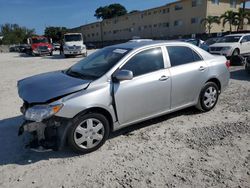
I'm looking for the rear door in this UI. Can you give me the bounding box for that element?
[166,45,209,109]
[113,47,171,125]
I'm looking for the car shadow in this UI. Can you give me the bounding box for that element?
[0,116,75,166]
[42,54,65,60]
[109,107,200,138]
[230,68,250,81]
[0,107,201,166]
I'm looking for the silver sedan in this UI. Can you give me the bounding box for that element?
[18,40,230,153]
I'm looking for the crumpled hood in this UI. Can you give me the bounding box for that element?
[18,71,91,103]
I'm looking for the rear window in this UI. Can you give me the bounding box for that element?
[166,46,202,67]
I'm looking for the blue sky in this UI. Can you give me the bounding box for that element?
[0,0,249,34]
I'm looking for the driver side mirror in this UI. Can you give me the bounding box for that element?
[113,70,133,81]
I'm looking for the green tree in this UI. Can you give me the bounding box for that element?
[201,16,220,35]
[44,27,68,42]
[130,10,140,14]
[220,10,238,33]
[0,23,35,44]
[235,8,250,31]
[94,3,127,20]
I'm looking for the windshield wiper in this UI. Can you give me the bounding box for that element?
[65,69,98,79]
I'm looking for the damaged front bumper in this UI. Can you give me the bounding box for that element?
[18,116,71,152]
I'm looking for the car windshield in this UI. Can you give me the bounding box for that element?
[66,47,131,79]
[33,38,48,43]
[217,36,241,43]
[65,35,82,42]
[204,38,219,45]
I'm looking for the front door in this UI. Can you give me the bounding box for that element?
[113,47,171,125]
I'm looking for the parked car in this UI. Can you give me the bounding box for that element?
[245,56,250,73]
[176,38,208,51]
[204,37,221,46]
[9,45,19,52]
[53,43,61,51]
[209,33,250,58]
[17,41,230,154]
[86,43,96,50]
[9,44,29,53]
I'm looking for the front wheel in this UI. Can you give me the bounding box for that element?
[68,113,110,154]
[83,51,88,57]
[196,82,219,112]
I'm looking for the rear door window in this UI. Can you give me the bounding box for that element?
[166,46,202,67]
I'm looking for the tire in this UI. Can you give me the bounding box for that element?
[68,113,110,154]
[64,55,69,58]
[196,82,219,112]
[49,51,53,56]
[246,63,250,73]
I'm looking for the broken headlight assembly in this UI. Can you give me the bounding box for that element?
[25,104,63,122]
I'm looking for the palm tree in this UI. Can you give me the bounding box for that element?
[235,8,250,31]
[200,16,220,35]
[220,10,238,33]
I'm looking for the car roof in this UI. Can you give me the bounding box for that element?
[109,40,191,50]
[226,33,249,37]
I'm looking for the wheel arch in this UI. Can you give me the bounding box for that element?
[206,78,221,92]
[74,107,114,132]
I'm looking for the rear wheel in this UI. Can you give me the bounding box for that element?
[196,82,219,112]
[68,113,110,154]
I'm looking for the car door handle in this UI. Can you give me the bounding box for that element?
[159,76,169,81]
[199,66,206,71]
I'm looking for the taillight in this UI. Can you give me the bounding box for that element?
[226,60,230,69]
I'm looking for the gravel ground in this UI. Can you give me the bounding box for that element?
[0,52,249,188]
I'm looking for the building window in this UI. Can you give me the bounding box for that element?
[230,0,236,8]
[174,20,183,26]
[175,4,183,10]
[144,25,148,29]
[212,0,219,5]
[153,24,157,27]
[192,0,202,7]
[141,14,144,19]
[154,10,157,14]
[191,17,199,24]
[163,22,170,27]
[148,12,151,15]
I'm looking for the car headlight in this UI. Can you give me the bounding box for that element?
[81,46,86,50]
[25,104,63,122]
[221,47,231,51]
